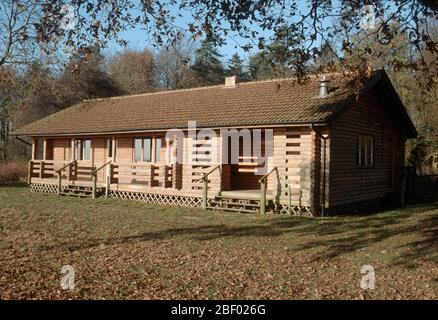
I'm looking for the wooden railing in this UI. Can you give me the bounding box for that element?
[196,165,221,209]
[29,160,75,181]
[91,161,112,198]
[55,160,77,195]
[111,162,173,188]
[29,161,173,185]
[29,160,178,197]
[258,167,279,214]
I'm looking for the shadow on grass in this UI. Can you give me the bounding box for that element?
[414,176,438,204]
[293,207,437,265]
[5,179,435,267]
[38,201,437,267]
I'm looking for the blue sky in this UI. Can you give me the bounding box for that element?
[105,24,263,61]
[104,1,314,64]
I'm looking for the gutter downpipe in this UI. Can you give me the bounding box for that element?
[13,135,32,146]
[310,124,329,218]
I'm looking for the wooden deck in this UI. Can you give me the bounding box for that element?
[31,178,105,188]
[28,153,311,214]
[221,189,274,200]
[30,177,276,201]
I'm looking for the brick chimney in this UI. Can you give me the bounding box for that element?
[225,76,237,87]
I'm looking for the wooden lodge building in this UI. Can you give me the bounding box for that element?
[14,70,417,216]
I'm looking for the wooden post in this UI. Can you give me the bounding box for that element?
[321,137,327,218]
[105,175,110,197]
[71,161,77,181]
[151,138,156,163]
[105,164,112,197]
[172,164,176,189]
[42,139,47,160]
[70,139,75,161]
[218,165,222,194]
[163,165,168,188]
[39,161,44,179]
[92,173,97,199]
[57,172,62,195]
[288,186,292,215]
[260,179,266,214]
[68,162,72,181]
[112,138,116,161]
[203,178,208,209]
[274,169,279,205]
[28,161,33,184]
[31,139,36,160]
[149,165,154,187]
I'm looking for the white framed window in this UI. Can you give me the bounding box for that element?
[134,137,152,162]
[76,139,91,160]
[356,135,374,167]
[134,137,163,163]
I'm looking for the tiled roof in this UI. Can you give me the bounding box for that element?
[15,73,367,136]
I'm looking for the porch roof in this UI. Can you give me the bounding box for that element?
[14,70,415,137]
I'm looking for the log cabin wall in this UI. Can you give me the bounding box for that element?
[52,139,70,161]
[43,128,318,205]
[112,134,170,188]
[92,138,106,182]
[45,133,220,196]
[272,127,315,207]
[329,87,407,208]
[116,137,133,164]
[182,129,221,196]
[309,127,330,215]
[45,139,54,160]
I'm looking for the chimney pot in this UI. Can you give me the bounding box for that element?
[225,76,237,87]
[319,75,331,98]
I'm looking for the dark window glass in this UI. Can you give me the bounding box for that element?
[357,135,373,167]
[107,139,113,157]
[77,140,83,160]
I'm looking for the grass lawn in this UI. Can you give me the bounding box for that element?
[0,184,437,299]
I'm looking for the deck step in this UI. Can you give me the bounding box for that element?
[215,195,262,201]
[58,185,103,198]
[206,206,259,214]
[59,192,92,198]
[62,187,93,192]
[209,200,260,208]
[206,195,262,214]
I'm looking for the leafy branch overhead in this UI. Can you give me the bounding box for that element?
[0,0,437,167]
[26,0,438,86]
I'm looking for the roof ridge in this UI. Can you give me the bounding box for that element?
[82,72,345,103]
[83,83,226,102]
